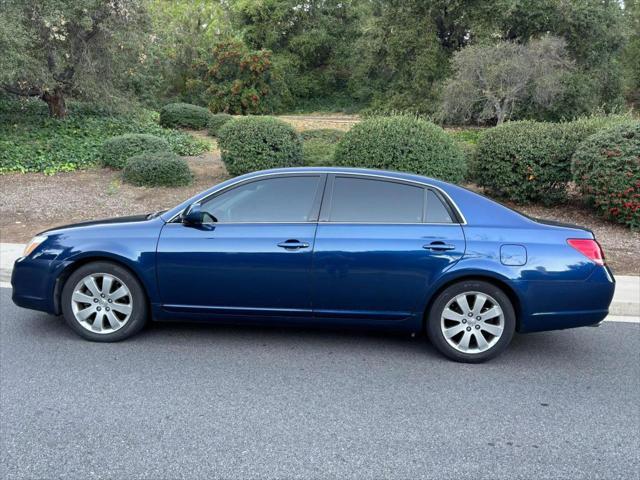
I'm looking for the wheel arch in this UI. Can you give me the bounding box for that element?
[422,273,523,332]
[53,255,151,316]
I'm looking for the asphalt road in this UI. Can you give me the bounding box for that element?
[1,288,639,480]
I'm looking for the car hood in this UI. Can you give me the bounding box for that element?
[40,214,152,235]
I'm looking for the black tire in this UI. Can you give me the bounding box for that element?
[426,280,516,363]
[61,261,148,342]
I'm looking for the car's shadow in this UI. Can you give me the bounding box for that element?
[19,310,603,365]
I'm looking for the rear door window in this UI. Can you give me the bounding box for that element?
[328,177,424,223]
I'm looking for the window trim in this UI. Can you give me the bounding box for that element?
[319,174,463,225]
[170,171,466,225]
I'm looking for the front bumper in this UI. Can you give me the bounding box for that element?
[11,256,60,314]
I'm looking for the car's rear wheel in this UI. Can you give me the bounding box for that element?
[426,280,515,363]
[61,261,148,342]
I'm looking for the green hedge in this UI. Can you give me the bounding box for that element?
[333,116,466,183]
[100,134,169,169]
[122,151,193,187]
[572,122,640,229]
[207,113,233,137]
[159,103,212,129]
[471,115,633,204]
[472,121,571,204]
[218,116,303,176]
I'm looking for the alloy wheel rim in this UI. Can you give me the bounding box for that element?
[440,291,504,354]
[71,273,133,334]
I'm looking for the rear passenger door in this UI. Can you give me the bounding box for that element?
[312,175,465,321]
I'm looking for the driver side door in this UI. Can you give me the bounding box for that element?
[156,174,326,318]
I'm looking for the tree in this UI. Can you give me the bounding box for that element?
[622,0,640,107]
[184,40,274,114]
[227,0,361,104]
[441,36,573,125]
[0,0,148,118]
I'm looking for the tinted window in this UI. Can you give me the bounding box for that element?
[201,176,321,223]
[426,190,454,223]
[329,177,424,223]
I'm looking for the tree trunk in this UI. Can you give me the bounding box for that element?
[42,87,67,119]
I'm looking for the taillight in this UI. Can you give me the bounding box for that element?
[567,239,605,265]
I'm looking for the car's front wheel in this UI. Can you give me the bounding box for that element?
[61,261,148,342]
[426,280,516,363]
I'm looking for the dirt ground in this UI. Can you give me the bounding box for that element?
[278,114,359,131]
[0,150,229,243]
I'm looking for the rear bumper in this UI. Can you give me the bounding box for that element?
[517,266,615,333]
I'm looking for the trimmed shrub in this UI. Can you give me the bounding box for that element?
[207,113,233,137]
[332,116,466,183]
[100,134,169,169]
[122,151,193,187]
[159,103,212,129]
[217,116,303,176]
[472,115,632,204]
[572,122,640,229]
[473,121,572,204]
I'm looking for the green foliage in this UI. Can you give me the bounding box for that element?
[473,121,578,204]
[1,0,149,117]
[100,134,169,169]
[572,122,640,229]
[622,0,640,107]
[301,129,345,166]
[229,0,360,109]
[471,116,632,204]
[441,36,573,125]
[0,99,207,174]
[184,40,274,115]
[448,128,484,145]
[217,116,303,176]
[159,103,212,129]
[207,113,233,137]
[123,151,193,187]
[333,116,466,183]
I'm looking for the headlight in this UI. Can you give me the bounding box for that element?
[22,235,48,257]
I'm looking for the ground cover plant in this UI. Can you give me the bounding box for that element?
[301,129,345,166]
[0,99,208,174]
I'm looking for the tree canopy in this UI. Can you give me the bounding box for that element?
[1,0,148,117]
[1,0,637,121]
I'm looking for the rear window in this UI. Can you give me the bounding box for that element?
[426,190,454,223]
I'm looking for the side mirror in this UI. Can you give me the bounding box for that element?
[182,203,204,225]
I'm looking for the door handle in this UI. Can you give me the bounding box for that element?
[423,241,456,251]
[277,240,310,250]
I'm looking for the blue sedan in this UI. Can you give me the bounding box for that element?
[11,167,615,362]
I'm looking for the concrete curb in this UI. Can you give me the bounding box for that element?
[2,243,639,317]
